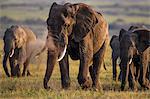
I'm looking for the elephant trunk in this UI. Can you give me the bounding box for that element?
[3,52,10,77]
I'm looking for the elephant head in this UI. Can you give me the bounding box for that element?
[3,25,27,77]
[46,2,98,61]
[119,27,150,90]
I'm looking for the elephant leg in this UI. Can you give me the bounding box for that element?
[43,51,57,90]
[89,65,94,81]
[112,52,118,81]
[22,58,30,76]
[92,41,107,91]
[27,69,31,76]
[9,56,16,77]
[121,63,130,91]
[77,41,92,89]
[141,53,150,89]
[118,65,122,81]
[129,63,137,91]
[59,51,70,89]
[14,64,21,77]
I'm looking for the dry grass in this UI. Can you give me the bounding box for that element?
[0,40,150,99]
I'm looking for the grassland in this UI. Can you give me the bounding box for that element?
[0,0,150,98]
[0,40,150,99]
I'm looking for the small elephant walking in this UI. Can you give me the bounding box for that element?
[110,35,121,81]
[3,25,44,77]
[43,2,109,91]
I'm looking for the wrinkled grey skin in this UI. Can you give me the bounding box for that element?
[110,35,121,81]
[119,27,150,91]
[44,2,109,91]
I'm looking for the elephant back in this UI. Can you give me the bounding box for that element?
[21,26,36,42]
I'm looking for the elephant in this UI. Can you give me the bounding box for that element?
[119,26,150,91]
[110,25,147,81]
[43,2,109,91]
[3,25,44,77]
[110,35,121,81]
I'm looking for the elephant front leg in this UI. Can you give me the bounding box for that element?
[59,51,70,89]
[77,42,92,89]
[9,56,15,77]
[112,53,118,81]
[44,51,57,90]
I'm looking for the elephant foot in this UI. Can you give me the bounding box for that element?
[43,77,51,90]
[27,71,32,76]
[92,82,103,92]
[141,79,150,90]
[121,83,125,91]
[78,76,92,89]
[113,77,116,81]
[62,80,70,89]
[22,73,25,77]
[81,80,92,89]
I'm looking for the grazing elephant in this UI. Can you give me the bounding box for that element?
[110,35,121,81]
[44,2,109,90]
[3,25,43,77]
[119,27,150,91]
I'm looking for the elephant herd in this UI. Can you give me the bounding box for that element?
[2,2,150,92]
[110,26,150,91]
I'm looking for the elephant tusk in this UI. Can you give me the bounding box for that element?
[57,45,67,62]
[129,58,132,65]
[10,49,14,57]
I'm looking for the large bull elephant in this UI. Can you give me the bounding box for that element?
[43,2,109,91]
[3,25,44,77]
[119,27,150,91]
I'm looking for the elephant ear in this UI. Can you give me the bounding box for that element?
[119,28,127,41]
[133,29,150,52]
[110,35,118,48]
[13,26,27,48]
[72,4,98,42]
[47,2,57,26]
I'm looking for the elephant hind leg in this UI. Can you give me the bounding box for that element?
[22,58,30,76]
[92,40,107,91]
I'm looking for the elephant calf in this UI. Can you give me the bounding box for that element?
[3,25,45,77]
[110,35,121,81]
